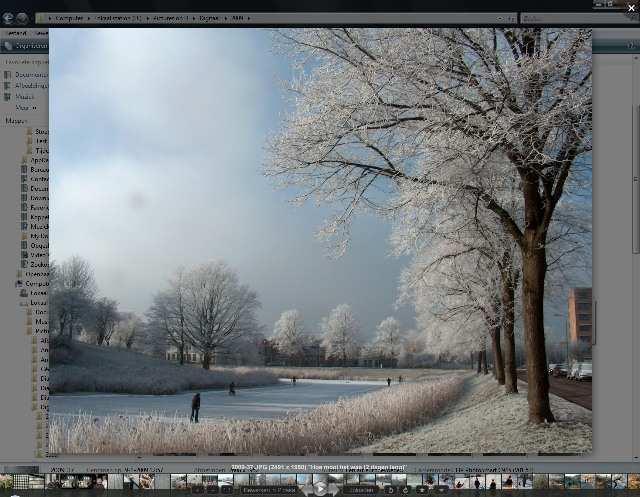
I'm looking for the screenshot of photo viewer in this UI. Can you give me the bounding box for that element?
[1,2,640,495]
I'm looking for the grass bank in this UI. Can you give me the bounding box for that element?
[50,342,279,395]
[49,375,465,455]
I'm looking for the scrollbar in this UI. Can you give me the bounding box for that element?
[634,105,640,253]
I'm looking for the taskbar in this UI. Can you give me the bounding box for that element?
[1,473,640,495]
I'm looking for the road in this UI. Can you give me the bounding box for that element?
[517,371,592,410]
[49,379,387,421]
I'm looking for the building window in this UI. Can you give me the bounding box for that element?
[579,324,592,333]
[577,302,591,311]
[576,289,591,299]
[577,313,591,321]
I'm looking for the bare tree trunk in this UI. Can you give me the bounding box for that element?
[202,350,212,370]
[501,272,518,394]
[490,327,505,385]
[476,351,482,374]
[522,241,555,423]
[482,347,488,375]
[179,343,185,365]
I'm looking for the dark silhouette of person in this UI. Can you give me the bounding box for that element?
[191,393,201,423]
[505,476,513,488]
[489,480,496,490]
[456,482,463,489]
[398,375,403,383]
[387,377,392,386]
[229,382,236,395]
[292,376,297,386]
[474,479,481,490]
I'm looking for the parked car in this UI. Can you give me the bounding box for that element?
[568,362,581,380]
[552,363,569,377]
[548,363,557,374]
[576,362,592,381]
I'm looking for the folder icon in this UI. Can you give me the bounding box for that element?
[27,127,32,135]
[27,307,32,315]
[26,317,32,326]
[26,136,32,145]
[26,326,32,335]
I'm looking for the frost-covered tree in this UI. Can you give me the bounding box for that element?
[182,261,261,369]
[272,309,306,361]
[87,297,120,346]
[147,268,189,364]
[266,28,591,422]
[402,238,502,379]
[393,192,522,392]
[49,256,96,342]
[373,317,403,366]
[320,304,361,366]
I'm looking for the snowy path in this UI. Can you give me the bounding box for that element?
[49,379,387,421]
[353,374,592,454]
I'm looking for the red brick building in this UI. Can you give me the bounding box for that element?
[567,287,593,352]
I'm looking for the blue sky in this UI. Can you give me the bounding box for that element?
[49,28,413,339]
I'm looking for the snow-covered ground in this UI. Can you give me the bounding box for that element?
[49,379,386,421]
[353,374,592,454]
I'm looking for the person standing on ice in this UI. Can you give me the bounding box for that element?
[386,377,391,386]
[190,393,201,423]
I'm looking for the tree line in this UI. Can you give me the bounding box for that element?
[49,257,264,365]
[271,307,411,367]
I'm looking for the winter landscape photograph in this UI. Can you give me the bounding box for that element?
[48,27,593,455]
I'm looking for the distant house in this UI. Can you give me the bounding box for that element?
[358,344,398,368]
[166,344,203,364]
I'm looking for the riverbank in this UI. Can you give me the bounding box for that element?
[50,342,279,395]
[49,375,465,455]
[264,366,463,382]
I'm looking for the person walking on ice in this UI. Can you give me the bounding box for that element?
[190,393,200,423]
[387,377,391,386]
[229,382,236,396]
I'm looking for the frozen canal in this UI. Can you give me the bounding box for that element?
[49,379,387,421]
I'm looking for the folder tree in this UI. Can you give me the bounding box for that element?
[266,27,591,423]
